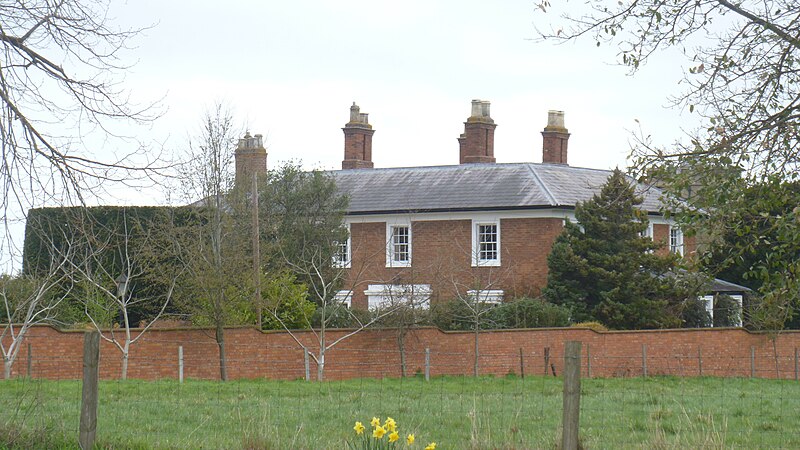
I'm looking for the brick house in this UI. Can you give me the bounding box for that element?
[236,100,698,311]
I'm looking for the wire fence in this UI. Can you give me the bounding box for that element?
[2,332,800,448]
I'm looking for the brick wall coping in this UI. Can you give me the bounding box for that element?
[8,323,800,336]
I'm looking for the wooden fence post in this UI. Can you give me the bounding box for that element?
[544,347,551,376]
[642,344,647,377]
[425,348,430,382]
[79,331,100,450]
[178,346,184,383]
[304,349,310,382]
[26,343,32,378]
[561,341,582,450]
[586,345,591,378]
[698,347,703,377]
[519,348,525,380]
[795,348,798,382]
[750,346,756,378]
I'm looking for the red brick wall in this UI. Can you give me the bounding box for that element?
[6,325,800,381]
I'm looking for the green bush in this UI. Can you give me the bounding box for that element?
[429,297,570,331]
[429,299,501,331]
[713,294,741,327]
[493,297,571,329]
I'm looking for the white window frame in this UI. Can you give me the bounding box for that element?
[669,225,684,256]
[386,220,412,268]
[363,284,431,310]
[334,290,353,308]
[333,224,351,268]
[640,221,654,239]
[467,289,504,305]
[472,219,501,267]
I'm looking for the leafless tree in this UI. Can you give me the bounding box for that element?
[536,0,800,178]
[0,0,165,230]
[0,247,74,379]
[377,282,431,377]
[69,213,176,380]
[272,242,403,381]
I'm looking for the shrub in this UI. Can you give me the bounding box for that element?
[680,297,712,328]
[429,299,501,331]
[713,294,741,327]
[492,297,571,328]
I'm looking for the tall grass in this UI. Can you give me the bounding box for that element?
[0,375,798,448]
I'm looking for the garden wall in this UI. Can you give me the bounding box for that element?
[5,325,800,381]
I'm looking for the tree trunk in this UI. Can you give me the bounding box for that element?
[121,352,128,381]
[216,324,227,381]
[317,351,325,381]
[398,331,407,377]
[473,321,480,377]
[3,357,11,380]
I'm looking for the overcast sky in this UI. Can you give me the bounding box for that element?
[109,0,697,196]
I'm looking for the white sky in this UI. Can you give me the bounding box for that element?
[111,0,697,192]
[2,0,703,270]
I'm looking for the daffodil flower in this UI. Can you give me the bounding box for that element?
[373,425,387,439]
[388,431,400,442]
[424,442,436,450]
[406,434,415,445]
[353,421,365,435]
[385,417,397,432]
[371,417,381,428]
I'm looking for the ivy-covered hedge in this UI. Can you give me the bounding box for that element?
[23,205,204,325]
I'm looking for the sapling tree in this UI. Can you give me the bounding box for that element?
[0,256,73,379]
[69,212,177,380]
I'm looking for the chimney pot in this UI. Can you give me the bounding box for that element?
[460,99,497,164]
[235,130,268,188]
[541,110,570,165]
[342,102,375,169]
[547,110,566,129]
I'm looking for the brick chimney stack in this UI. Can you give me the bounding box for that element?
[235,131,267,187]
[342,102,375,170]
[459,99,496,164]
[541,110,570,165]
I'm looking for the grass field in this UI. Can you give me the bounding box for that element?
[1,375,799,449]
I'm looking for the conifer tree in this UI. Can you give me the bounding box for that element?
[543,169,687,329]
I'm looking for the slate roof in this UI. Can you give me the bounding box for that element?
[709,278,751,294]
[330,163,667,215]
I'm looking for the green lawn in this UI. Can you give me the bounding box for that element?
[0,375,799,449]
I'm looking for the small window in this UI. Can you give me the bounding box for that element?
[386,223,412,267]
[472,220,501,267]
[640,222,653,239]
[669,226,684,256]
[333,225,351,268]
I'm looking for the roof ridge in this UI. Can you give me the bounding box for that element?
[525,164,558,206]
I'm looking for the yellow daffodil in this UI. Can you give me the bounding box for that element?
[424,443,436,450]
[353,421,365,435]
[371,417,381,428]
[373,425,387,439]
[384,417,397,432]
[406,434,415,445]
[388,431,400,442]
